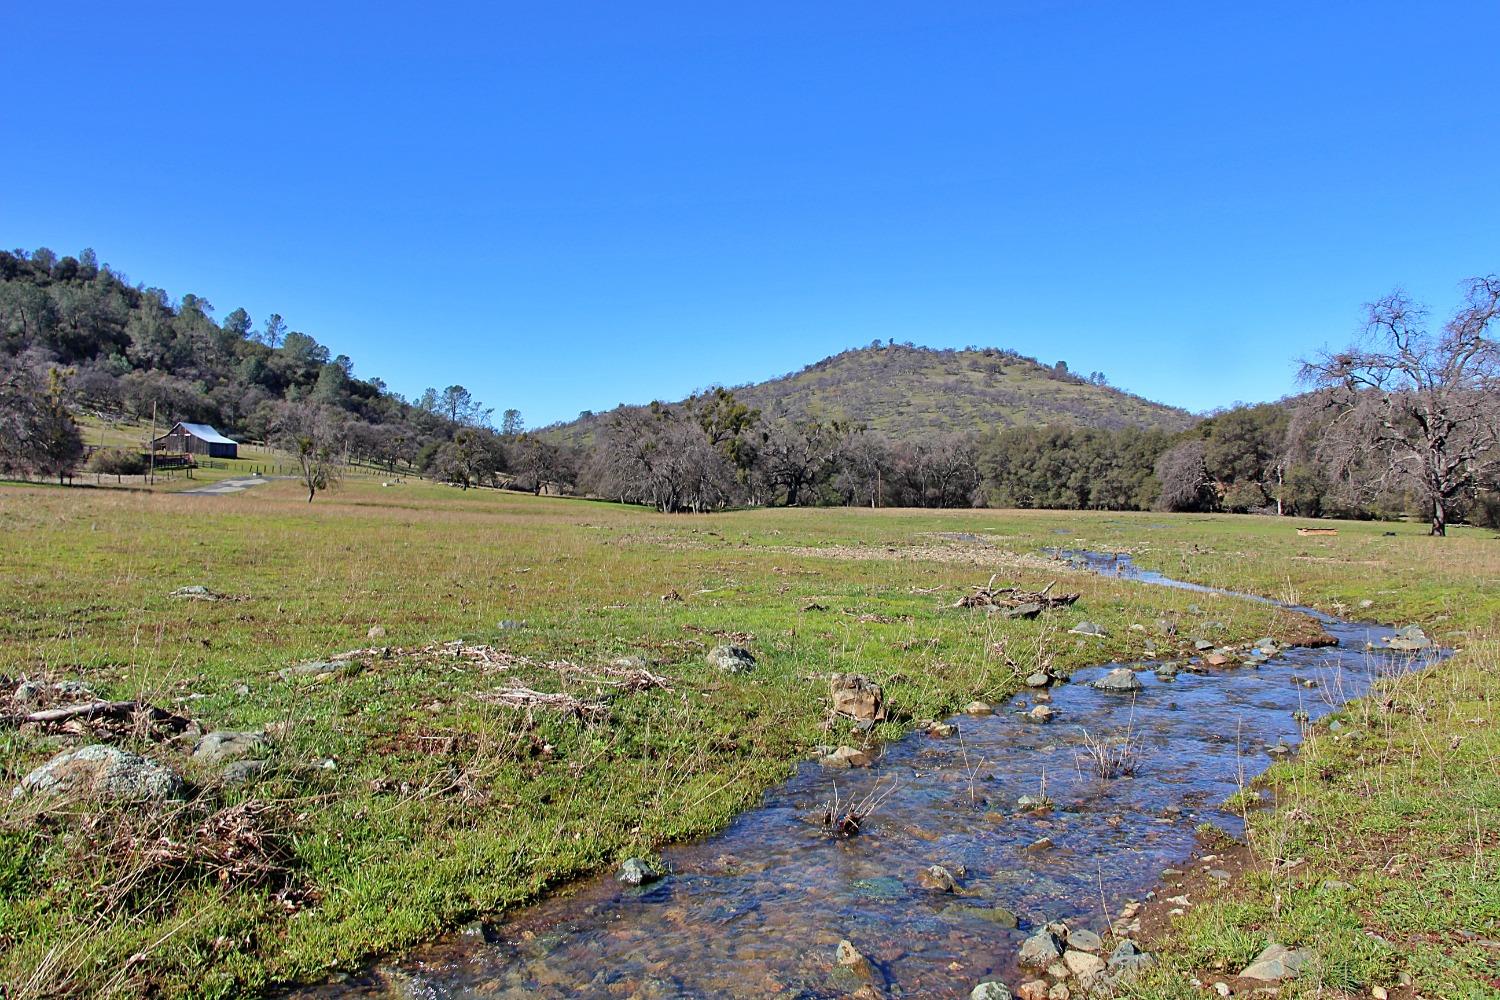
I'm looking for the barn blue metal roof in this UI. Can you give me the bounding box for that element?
[175,422,238,445]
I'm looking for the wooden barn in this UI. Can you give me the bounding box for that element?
[151,422,239,459]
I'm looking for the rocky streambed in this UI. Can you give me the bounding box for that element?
[288,554,1440,1000]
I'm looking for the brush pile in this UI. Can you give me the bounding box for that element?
[953,576,1080,617]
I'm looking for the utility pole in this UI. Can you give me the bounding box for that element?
[147,401,157,485]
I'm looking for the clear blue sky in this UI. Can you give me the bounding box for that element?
[5,2,1497,426]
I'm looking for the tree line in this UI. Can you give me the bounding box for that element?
[1,246,1495,532]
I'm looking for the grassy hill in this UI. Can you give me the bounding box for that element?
[547,344,1195,443]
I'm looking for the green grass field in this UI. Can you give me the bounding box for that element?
[1,479,1495,998]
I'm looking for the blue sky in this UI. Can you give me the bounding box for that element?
[5,2,1497,426]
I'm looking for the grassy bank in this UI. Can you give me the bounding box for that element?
[0,481,1494,998]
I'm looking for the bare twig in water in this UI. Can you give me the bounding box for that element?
[820,777,901,838]
[1075,719,1141,780]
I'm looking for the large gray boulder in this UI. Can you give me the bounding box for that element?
[1092,667,1143,693]
[12,745,184,803]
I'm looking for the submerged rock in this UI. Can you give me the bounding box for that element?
[707,645,756,673]
[918,864,958,892]
[944,903,1019,928]
[13,745,184,803]
[1027,704,1056,723]
[834,939,876,984]
[1091,668,1143,693]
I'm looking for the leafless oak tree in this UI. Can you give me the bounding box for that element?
[1301,275,1500,535]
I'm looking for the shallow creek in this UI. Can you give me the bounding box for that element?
[294,553,1437,1000]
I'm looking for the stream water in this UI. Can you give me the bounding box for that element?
[293,553,1438,1000]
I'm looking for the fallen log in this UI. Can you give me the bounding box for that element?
[9,699,193,730]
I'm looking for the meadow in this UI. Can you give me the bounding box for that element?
[0,477,1495,998]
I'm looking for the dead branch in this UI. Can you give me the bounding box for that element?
[473,686,609,722]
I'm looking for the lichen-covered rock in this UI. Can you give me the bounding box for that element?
[12,745,184,803]
[707,645,756,673]
[971,983,1013,1000]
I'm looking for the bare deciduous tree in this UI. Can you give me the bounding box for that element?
[1301,275,1500,535]
[275,402,345,502]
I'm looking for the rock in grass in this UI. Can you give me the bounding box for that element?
[13,745,184,803]
[278,660,357,682]
[367,625,387,640]
[1239,943,1311,981]
[616,857,661,886]
[170,585,219,600]
[221,759,268,785]
[192,730,268,764]
[1069,621,1107,637]
[1004,602,1043,620]
[830,673,886,722]
[707,645,756,673]
[1091,668,1143,693]
[971,982,1013,1000]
